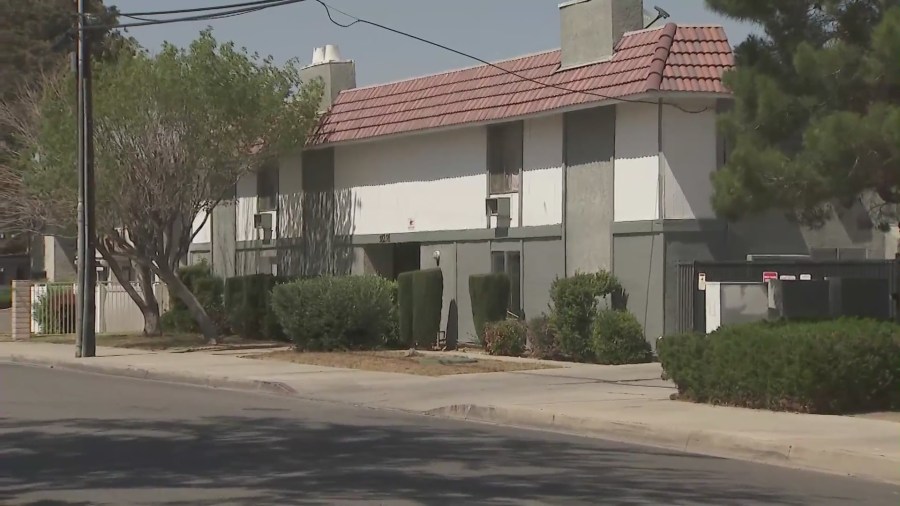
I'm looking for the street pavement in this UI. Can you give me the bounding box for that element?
[1,363,899,505]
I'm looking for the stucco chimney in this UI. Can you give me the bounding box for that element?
[300,45,356,112]
[559,0,645,69]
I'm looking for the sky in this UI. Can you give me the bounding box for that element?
[109,0,759,86]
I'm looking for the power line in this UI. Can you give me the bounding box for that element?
[314,0,709,114]
[93,0,306,30]
[119,0,292,17]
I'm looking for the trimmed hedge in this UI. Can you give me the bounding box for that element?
[161,262,226,333]
[0,286,10,310]
[591,310,652,365]
[272,275,395,351]
[469,273,510,344]
[658,319,900,414]
[411,269,443,348]
[484,320,527,357]
[397,272,415,348]
[549,271,622,362]
[225,274,293,341]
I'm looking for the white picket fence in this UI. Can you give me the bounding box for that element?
[30,282,170,335]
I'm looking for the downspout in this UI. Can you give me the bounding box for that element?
[561,115,568,277]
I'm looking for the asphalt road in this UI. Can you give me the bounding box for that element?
[1,363,898,506]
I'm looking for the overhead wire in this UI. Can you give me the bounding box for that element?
[104,0,306,29]
[313,0,708,114]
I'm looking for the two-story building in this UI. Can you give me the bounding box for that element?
[189,0,899,346]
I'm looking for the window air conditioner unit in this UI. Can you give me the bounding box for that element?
[486,197,512,229]
[254,212,273,230]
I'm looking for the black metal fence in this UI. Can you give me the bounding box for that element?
[674,260,898,334]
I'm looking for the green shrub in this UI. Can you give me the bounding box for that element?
[527,315,560,360]
[162,262,226,333]
[469,273,510,344]
[412,269,443,348]
[397,272,415,348]
[591,310,653,365]
[549,271,622,362]
[272,275,395,351]
[0,286,11,310]
[484,320,527,357]
[658,319,900,414]
[382,279,404,350]
[224,274,293,341]
[32,285,77,334]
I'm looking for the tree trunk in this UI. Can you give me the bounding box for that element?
[157,266,220,344]
[98,244,162,336]
[137,264,161,336]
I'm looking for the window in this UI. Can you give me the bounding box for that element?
[488,121,523,194]
[491,250,522,317]
[257,162,279,212]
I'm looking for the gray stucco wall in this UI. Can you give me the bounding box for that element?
[565,106,616,275]
[421,243,458,347]
[613,232,665,343]
[456,241,491,344]
[523,238,565,320]
[211,202,237,279]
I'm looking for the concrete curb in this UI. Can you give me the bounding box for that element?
[2,354,297,397]
[425,404,900,486]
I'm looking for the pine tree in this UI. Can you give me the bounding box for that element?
[708,0,900,227]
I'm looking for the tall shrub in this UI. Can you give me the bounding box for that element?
[469,273,510,344]
[549,271,622,362]
[161,262,225,333]
[412,269,443,348]
[272,275,395,351]
[397,272,415,348]
[224,274,291,341]
[658,320,900,414]
[591,310,652,365]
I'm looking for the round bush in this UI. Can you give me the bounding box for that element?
[484,320,527,357]
[527,315,560,360]
[591,310,652,365]
[272,275,395,351]
[658,319,900,414]
[549,271,622,362]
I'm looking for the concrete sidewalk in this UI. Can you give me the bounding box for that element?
[2,341,898,485]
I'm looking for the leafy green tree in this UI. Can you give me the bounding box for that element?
[1,31,323,341]
[708,0,900,227]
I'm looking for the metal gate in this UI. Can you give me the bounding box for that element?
[674,260,898,334]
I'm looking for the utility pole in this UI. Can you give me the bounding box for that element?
[75,0,96,358]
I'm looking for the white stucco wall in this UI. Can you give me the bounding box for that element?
[334,127,489,236]
[522,114,563,227]
[191,211,211,244]
[235,173,279,242]
[614,103,660,222]
[661,100,718,220]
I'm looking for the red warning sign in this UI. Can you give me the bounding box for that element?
[762,271,778,282]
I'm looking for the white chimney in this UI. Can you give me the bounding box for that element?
[311,46,326,66]
[559,0,645,69]
[323,44,343,63]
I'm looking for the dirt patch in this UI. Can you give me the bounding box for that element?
[24,333,277,351]
[249,350,557,376]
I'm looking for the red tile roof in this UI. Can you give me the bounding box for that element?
[310,23,733,146]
